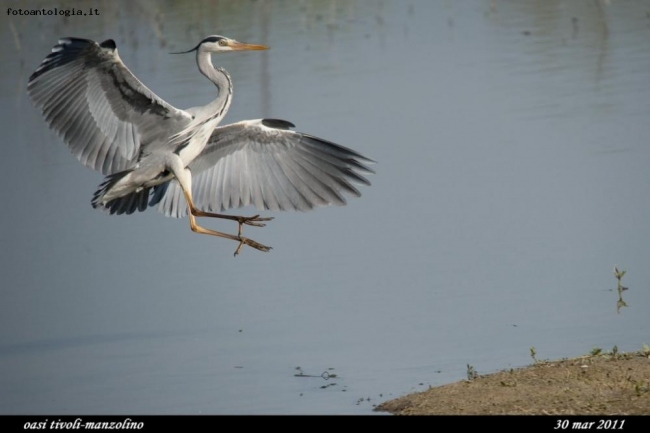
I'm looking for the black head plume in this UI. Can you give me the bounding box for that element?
[169,36,224,54]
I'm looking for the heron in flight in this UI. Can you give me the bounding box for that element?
[27,35,374,255]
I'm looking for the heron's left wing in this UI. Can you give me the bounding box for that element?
[151,119,374,217]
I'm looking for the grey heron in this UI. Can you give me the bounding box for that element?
[27,36,374,255]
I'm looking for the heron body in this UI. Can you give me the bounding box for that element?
[27,36,374,255]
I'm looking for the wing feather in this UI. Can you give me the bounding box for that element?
[28,37,192,175]
[272,149,327,206]
[155,119,374,217]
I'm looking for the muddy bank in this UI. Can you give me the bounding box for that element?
[376,350,650,415]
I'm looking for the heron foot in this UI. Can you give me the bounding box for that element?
[234,236,272,257]
[233,215,273,255]
[238,214,274,228]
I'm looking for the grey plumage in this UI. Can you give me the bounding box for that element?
[28,38,192,176]
[152,119,374,217]
[27,36,374,254]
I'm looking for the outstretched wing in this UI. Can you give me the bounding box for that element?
[151,119,375,217]
[27,37,192,175]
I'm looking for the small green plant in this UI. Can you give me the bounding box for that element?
[590,347,603,356]
[530,346,539,363]
[614,266,628,313]
[633,380,649,397]
[466,364,479,380]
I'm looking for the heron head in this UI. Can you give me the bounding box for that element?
[170,35,269,54]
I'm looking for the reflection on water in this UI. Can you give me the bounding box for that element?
[1,0,649,414]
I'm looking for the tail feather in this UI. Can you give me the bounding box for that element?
[92,171,151,215]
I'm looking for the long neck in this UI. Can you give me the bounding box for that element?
[196,50,232,122]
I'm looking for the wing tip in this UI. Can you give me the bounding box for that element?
[28,37,98,85]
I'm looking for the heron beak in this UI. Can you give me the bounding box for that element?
[228,41,269,51]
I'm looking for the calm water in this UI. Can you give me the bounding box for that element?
[1,0,649,414]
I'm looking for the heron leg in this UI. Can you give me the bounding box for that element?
[191,209,273,228]
[170,162,271,255]
[188,213,271,256]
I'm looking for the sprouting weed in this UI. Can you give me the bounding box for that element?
[614,266,629,313]
[466,364,479,380]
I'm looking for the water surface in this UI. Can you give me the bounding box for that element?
[0,0,648,414]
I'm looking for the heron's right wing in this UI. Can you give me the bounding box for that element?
[27,37,192,175]
[151,119,375,217]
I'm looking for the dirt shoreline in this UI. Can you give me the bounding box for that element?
[375,349,650,415]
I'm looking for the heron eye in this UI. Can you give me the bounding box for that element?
[218,39,228,46]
